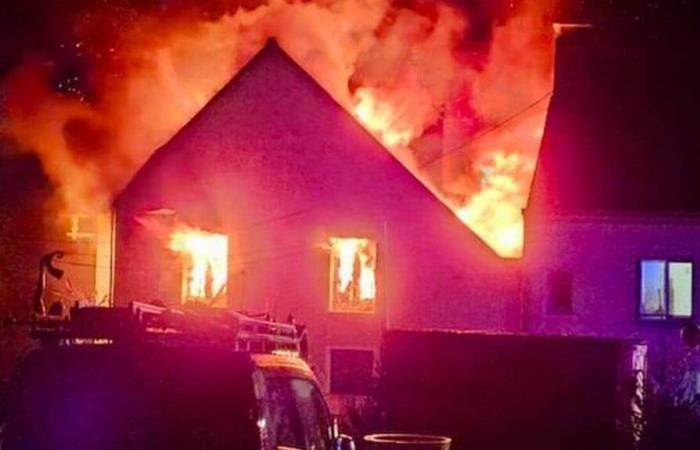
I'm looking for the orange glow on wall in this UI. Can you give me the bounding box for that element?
[168,226,228,306]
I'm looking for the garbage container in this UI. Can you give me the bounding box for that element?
[363,434,451,450]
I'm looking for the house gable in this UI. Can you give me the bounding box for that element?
[114,39,519,334]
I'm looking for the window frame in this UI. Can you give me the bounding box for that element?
[327,237,378,315]
[637,258,694,321]
[175,232,229,307]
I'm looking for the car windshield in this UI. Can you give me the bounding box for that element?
[3,345,259,450]
[261,377,332,450]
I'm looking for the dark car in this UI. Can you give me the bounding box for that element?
[1,305,352,450]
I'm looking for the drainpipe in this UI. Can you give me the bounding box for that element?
[519,207,528,333]
[382,220,390,331]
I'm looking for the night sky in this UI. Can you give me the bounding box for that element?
[1,0,698,101]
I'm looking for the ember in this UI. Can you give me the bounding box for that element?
[168,227,228,304]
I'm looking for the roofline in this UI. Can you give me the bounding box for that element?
[112,39,508,260]
[113,38,284,206]
[252,354,317,380]
[524,94,557,214]
[526,28,700,218]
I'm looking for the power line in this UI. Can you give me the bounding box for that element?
[55,242,321,271]
[417,91,553,170]
[1,91,554,257]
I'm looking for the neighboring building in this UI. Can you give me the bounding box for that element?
[112,40,520,393]
[524,28,700,387]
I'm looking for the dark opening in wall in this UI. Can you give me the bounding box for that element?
[548,270,573,315]
[329,348,374,395]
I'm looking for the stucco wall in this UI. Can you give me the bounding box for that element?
[524,212,700,380]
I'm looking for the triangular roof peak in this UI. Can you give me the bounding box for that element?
[115,37,502,259]
[116,37,383,204]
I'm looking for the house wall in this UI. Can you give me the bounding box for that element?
[524,212,700,383]
[112,43,520,391]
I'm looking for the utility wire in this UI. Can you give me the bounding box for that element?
[6,93,555,309]
[0,90,554,254]
[55,243,320,272]
[417,91,553,170]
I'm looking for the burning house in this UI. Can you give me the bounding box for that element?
[4,3,700,423]
[0,0,553,397]
[112,40,520,391]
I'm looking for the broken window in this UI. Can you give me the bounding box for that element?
[328,238,377,314]
[640,260,692,319]
[169,227,228,306]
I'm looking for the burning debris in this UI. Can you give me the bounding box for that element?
[0,0,554,257]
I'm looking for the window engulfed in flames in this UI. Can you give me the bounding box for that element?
[168,227,228,306]
[329,238,377,314]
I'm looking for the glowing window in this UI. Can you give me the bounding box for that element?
[640,260,692,319]
[328,238,377,313]
[65,213,96,241]
[168,227,228,306]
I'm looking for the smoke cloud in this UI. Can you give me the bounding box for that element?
[0,0,554,256]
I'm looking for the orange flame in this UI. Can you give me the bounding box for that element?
[455,151,531,257]
[329,238,377,305]
[168,226,228,303]
[353,88,415,149]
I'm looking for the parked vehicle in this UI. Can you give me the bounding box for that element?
[1,303,355,450]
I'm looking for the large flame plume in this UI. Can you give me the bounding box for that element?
[0,0,555,257]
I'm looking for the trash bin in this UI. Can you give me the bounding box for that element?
[363,434,451,450]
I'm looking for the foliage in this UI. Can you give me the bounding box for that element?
[639,346,700,450]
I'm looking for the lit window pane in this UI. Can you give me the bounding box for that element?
[641,260,666,316]
[169,227,228,307]
[329,238,377,313]
[669,262,692,317]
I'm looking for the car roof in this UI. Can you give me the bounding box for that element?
[20,343,316,381]
[251,353,317,381]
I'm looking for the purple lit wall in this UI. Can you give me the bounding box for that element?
[523,213,700,379]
